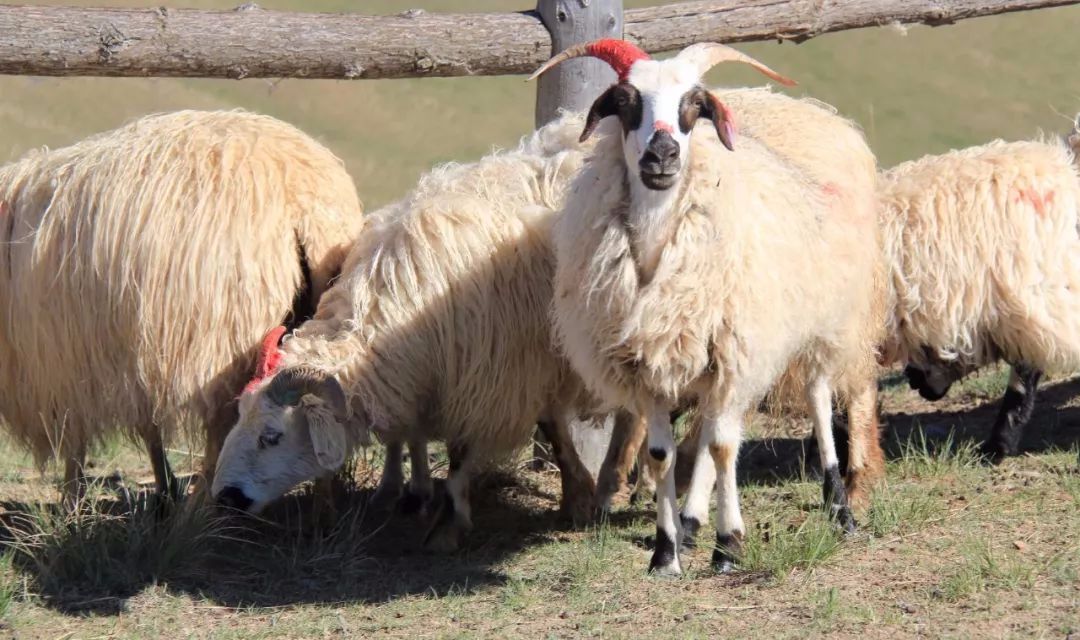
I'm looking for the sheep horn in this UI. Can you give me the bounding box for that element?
[268,367,347,417]
[528,38,650,83]
[254,326,287,379]
[675,43,796,87]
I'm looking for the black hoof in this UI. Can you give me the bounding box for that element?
[679,514,701,551]
[979,440,1012,464]
[837,506,857,536]
[711,532,743,573]
[648,527,680,576]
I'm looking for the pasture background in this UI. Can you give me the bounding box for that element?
[0,1,1078,638]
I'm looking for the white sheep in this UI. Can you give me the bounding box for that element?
[879,137,1080,459]
[593,86,890,521]
[0,110,363,499]
[533,39,885,575]
[210,113,601,551]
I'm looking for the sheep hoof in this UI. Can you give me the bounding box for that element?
[563,495,597,528]
[711,531,743,574]
[679,514,701,551]
[978,440,1013,465]
[648,528,682,577]
[836,507,857,536]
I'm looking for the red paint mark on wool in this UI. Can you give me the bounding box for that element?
[585,38,650,81]
[244,325,286,393]
[654,121,674,134]
[822,182,842,197]
[1015,187,1054,217]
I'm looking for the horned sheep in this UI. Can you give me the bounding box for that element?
[533,39,886,575]
[878,135,1080,459]
[0,110,363,499]
[594,85,891,517]
[210,113,600,551]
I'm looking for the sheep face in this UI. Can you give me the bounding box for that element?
[530,39,794,192]
[584,64,727,192]
[212,368,349,513]
[902,347,972,402]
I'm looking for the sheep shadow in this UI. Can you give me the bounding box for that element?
[738,373,1080,489]
[1,466,643,615]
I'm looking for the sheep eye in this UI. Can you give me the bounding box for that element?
[258,431,283,449]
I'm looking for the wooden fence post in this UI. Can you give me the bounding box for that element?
[532,0,623,478]
[534,0,624,127]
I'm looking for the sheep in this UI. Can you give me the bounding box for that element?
[0,110,363,500]
[878,137,1080,460]
[592,86,889,519]
[532,39,885,575]
[210,112,602,551]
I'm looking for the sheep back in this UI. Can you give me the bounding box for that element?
[0,110,363,464]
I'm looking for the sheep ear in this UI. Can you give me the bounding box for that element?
[580,85,621,142]
[700,91,736,151]
[303,396,348,470]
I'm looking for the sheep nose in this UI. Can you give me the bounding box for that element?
[216,486,254,511]
[640,132,680,170]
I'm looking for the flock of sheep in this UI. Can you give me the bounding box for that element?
[2,38,1078,576]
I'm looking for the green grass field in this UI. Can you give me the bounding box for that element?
[1,2,1080,638]
[2,2,1079,208]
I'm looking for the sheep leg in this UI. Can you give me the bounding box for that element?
[843,381,885,510]
[424,443,473,553]
[808,375,856,534]
[399,438,433,515]
[677,411,712,550]
[692,406,745,573]
[371,439,405,511]
[644,401,682,576]
[144,428,180,501]
[630,440,657,505]
[595,410,646,512]
[538,415,596,527]
[982,364,1041,461]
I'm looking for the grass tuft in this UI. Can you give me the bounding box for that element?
[2,489,227,608]
[865,484,943,538]
[894,428,983,479]
[938,538,1037,602]
[740,511,844,581]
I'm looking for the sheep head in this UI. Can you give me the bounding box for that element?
[530,39,795,191]
[214,365,350,513]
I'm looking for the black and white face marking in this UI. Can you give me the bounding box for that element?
[580,59,736,192]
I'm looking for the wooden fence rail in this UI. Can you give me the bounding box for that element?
[0,0,1076,80]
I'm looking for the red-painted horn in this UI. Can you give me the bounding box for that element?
[244,326,287,393]
[528,38,651,83]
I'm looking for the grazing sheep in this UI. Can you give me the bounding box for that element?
[533,39,885,575]
[0,110,363,499]
[211,113,601,550]
[879,138,1080,459]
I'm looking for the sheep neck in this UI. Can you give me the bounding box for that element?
[623,172,689,284]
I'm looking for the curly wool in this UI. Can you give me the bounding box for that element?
[880,139,1080,373]
[0,110,363,467]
